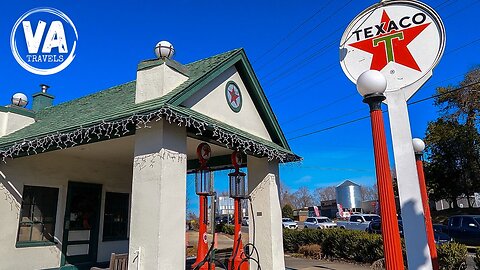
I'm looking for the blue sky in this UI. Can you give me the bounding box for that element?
[0,0,479,212]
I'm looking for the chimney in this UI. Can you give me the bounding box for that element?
[135,41,189,104]
[0,92,35,137]
[32,84,55,111]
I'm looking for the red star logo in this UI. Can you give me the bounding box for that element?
[202,146,211,159]
[348,10,430,72]
[228,87,240,105]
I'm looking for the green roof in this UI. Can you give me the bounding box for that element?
[0,48,299,161]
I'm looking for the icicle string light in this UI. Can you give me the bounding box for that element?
[0,107,297,163]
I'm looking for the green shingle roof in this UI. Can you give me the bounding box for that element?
[0,48,299,161]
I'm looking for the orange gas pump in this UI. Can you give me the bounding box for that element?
[228,151,249,270]
[192,143,215,270]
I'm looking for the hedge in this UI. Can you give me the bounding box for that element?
[216,223,235,235]
[475,247,480,270]
[437,242,467,270]
[284,228,467,269]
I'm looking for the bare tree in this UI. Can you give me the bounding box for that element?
[293,186,314,208]
[360,184,378,201]
[279,181,296,207]
[313,186,336,205]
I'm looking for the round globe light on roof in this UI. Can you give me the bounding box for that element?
[356,70,387,97]
[11,93,28,107]
[154,41,175,59]
[412,138,426,153]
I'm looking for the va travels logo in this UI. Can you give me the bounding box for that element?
[10,8,78,75]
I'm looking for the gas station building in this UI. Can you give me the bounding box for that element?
[0,47,300,269]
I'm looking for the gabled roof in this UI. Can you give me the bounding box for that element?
[0,49,299,161]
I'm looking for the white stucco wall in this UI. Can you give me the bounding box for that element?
[0,144,132,270]
[136,64,188,104]
[0,111,35,137]
[182,66,272,141]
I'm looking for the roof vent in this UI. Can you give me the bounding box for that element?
[40,84,50,93]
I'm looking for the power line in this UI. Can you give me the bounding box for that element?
[273,37,480,127]
[261,2,383,88]
[269,63,337,99]
[444,0,480,19]
[435,0,454,9]
[285,108,365,135]
[284,72,468,136]
[288,81,480,141]
[253,0,334,65]
[281,93,357,125]
[256,0,354,73]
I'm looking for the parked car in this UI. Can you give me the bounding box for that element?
[336,214,380,231]
[368,219,451,245]
[282,218,298,229]
[447,215,480,246]
[303,217,337,229]
[433,224,448,234]
[242,216,249,226]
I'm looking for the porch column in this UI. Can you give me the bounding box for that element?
[247,156,285,270]
[128,120,187,270]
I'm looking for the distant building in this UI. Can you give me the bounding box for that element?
[217,196,248,217]
[336,180,362,212]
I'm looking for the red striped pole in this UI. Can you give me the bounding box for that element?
[365,94,405,270]
[192,195,211,270]
[415,148,439,270]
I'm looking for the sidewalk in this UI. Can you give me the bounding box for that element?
[285,256,371,270]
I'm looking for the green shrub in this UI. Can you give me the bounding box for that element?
[215,223,224,233]
[221,224,235,235]
[283,228,465,269]
[474,247,480,270]
[298,244,321,259]
[437,242,467,270]
[283,228,384,264]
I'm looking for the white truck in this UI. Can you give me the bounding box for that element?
[336,214,380,231]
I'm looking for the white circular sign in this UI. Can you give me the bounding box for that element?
[339,0,445,93]
[10,7,78,75]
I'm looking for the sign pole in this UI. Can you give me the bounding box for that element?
[386,89,432,270]
[339,0,445,268]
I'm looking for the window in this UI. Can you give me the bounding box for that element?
[462,217,478,228]
[364,215,380,222]
[317,218,332,223]
[103,192,129,241]
[350,215,359,222]
[450,217,461,227]
[306,218,314,223]
[17,186,59,246]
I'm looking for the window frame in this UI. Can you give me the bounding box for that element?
[16,185,59,248]
[102,192,130,242]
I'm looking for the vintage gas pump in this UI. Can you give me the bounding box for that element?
[192,143,215,270]
[228,151,249,270]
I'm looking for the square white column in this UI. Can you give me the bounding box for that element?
[247,156,285,270]
[128,120,187,269]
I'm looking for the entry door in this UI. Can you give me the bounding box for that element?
[62,182,102,267]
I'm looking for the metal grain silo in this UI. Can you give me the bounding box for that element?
[335,180,362,209]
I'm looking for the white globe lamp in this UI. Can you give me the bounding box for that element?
[154,41,175,59]
[412,138,426,154]
[11,93,28,107]
[356,70,387,97]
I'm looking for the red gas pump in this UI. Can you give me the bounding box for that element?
[228,151,249,270]
[192,143,215,270]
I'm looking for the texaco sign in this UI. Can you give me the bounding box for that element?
[340,0,445,93]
